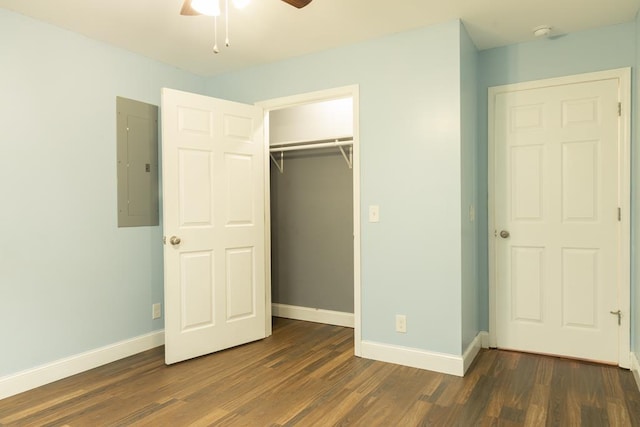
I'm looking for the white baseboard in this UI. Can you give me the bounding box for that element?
[462,332,488,374]
[360,331,487,377]
[361,341,464,376]
[479,331,490,349]
[272,303,354,328]
[631,352,640,392]
[0,330,164,401]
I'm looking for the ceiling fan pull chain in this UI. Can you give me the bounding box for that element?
[225,0,230,47]
[213,15,219,53]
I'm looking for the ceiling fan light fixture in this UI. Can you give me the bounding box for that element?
[232,0,251,9]
[191,0,221,16]
[180,0,312,55]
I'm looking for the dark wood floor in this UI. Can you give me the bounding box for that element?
[1,318,639,426]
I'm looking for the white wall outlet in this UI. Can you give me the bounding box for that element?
[395,314,407,333]
[152,303,162,320]
[369,205,380,223]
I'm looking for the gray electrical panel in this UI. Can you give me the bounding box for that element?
[116,97,159,227]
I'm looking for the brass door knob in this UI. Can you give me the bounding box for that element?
[499,230,510,239]
[169,236,181,245]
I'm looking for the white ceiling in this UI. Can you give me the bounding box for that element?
[1,0,639,76]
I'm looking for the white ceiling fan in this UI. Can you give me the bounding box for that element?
[180,0,313,53]
[180,0,312,16]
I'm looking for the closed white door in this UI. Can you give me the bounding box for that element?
[493,76,624,364]
[161,88,266,364]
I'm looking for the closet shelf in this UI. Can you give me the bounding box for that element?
[269,137,353,173]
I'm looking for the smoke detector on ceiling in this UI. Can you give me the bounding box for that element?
[533,25,552,37]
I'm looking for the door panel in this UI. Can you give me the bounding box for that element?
[180,251,215,330]
[225,154,255,225]
[226,247,255,320]
[510,246,544,323]
[561,140,598,221]
[162,88,265,365]
[179,150,214,225]
[561,248,597,328]
[494,78,620,364]
[511,145,543,220]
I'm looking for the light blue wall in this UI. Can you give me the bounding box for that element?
[460,24,479,351]
[7,3,633,379]
[477,22,636,331]
[0,9,206,377]
[206,21,467,355]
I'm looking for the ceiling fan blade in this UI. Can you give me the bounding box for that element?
[182,0,312,15]
[281,0,312,8]
[180,0,201,16]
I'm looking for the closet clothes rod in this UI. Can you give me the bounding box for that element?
[269,140,352,153]
[269,136,353,173]
[269,138,353,173]
[270,135,352,148]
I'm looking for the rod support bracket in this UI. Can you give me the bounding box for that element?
[338,144,353,169]
[270,151,284,173]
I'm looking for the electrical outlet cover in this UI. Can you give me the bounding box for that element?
[152,303,162,319]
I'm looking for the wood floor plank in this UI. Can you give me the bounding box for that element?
[453,370,483,405]
[1,318,639,426]
[434,376,467,407]
[395,399,433,426]
[280,387,366,426]
[619,368,640,426]
[420,402,465,425]
[346,365,435,426]
[186,407,231,427]
[523,403,546,426]
[580,405,609,426]
[528,383,550,417]
[0,389,87,424]
[606,399,633,426]
[455,374,497,421]
[504,354,537,411]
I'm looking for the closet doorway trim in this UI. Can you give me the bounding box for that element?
[257,85,362,356]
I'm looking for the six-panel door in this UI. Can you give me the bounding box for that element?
[494,78,620,364]
[161,88,266,365]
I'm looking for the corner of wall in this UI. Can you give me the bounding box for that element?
[460,17,481,353]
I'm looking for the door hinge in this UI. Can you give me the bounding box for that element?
[618,102,621,117]
[618,207,621,221]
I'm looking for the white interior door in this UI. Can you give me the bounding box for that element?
[161,88,266,365]
[492,75,624,364]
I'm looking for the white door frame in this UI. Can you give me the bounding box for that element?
[487,68,631,368]
[256,85,362,356]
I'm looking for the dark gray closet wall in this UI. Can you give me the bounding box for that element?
[269,99,354,313]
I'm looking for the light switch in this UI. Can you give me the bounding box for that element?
[369,205,380,223]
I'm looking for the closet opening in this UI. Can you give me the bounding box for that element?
[261,87,360,355]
